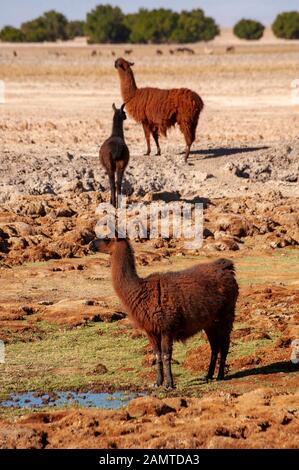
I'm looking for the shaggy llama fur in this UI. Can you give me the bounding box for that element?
[114,57,204,162]
[90,237,239,389]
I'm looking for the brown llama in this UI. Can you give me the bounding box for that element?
[114,57,204,162]
[89,237,239,389]
[99,103,129,208]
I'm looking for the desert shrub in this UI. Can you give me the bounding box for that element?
[125,8,179,44]
[65,20,85,39]
[21,10,68,42]
[0,26,24,42]
[272,11,299,39]
[233,19,265,40]
[170,9,219,43]
[85,4,129,43]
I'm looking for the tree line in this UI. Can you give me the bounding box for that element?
[0,5,298,43]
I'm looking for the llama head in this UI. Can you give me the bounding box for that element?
[89,236,127,255]
[112,102,126,121]
[114,57,134,72]
[89,238,115,254]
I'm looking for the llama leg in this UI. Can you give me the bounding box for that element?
[183,132,193,163]
[116,168,124,209]
[217,332,231,380]
[205,328,219,380]
[161,335,174,389]
[109,173,116,208]
[142,123,151,155]
[152,129,161,156]
[148,334,163,386]
[178,120,195,163]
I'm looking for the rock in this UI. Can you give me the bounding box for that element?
[61,180,84,194]
[99,311,126,322]
[55,207,76,218]
[0,426,47,449]
[128,397,176,418]
[216,215,251,237]
[93,363,108,374]
[215,238,240,251]
[15,201,46,217]
[203,228,214,239]
[282,174,298,183]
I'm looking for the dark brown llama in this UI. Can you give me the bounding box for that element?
[114,57,204,162]
[99,103,129,208]
[89,237,239,389]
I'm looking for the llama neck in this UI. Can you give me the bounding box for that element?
[111,240,141,304]
[120,69,137,103]
[111,117,124,139]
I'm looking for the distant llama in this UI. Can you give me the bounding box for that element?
[114,57,204,162]
[99,103,129,208]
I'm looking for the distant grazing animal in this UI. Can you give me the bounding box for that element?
[156,49,163,55]
[13,50,17,57]
[114,57,204,162]
[111,51,116,57]
[226,46,235,53]
[175,47,195,55]
[99,103,129,208]
[91,50,97,56]
[89,237,239,389]
[169,49,174,55]
[124,49,133,55]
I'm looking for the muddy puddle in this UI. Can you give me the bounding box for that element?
[0,391,143,409]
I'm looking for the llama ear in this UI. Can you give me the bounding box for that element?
[112,103,117,111]
[128,61,134,67]
[121,103,125,111]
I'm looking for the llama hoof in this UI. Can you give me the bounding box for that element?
[155,151,161,156]
[200,375,212,383]
[144,151,150,156]
[152,383,162,389]
[165,384,175,390]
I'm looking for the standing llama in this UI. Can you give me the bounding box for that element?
[114,57,204,162]
[99,103,129,208]
[90,237,239,389]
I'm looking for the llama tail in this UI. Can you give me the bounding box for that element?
[213,258,235,273]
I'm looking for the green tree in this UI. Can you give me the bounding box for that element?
[21,10,68,42]
[21,17,48,42]
[0,26,24,42]
[233,19,265,40]
[272,11,299,39]
[125,8,178,44]
[171,9,219,43]
[85,4,129,43]
[65,20,85,39]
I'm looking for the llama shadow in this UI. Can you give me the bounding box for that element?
[227,361,299,380]
[151,191,212,208]
[185,361,298,387]
[182,196,212,208]
[190,146,270,160]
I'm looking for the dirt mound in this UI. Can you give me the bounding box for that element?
[0,193,298,267]
[227,139,299,183]
[0,150,213,203]
[0,390,298,448]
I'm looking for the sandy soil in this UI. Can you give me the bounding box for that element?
[0,42,298,449]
